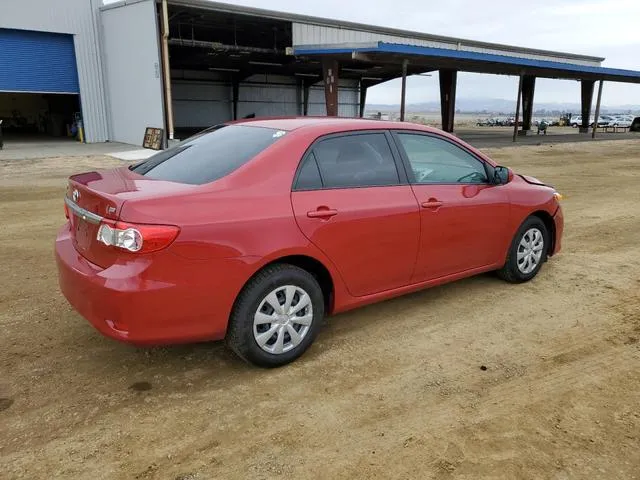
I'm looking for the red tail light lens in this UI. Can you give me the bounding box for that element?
[96,221,179,254]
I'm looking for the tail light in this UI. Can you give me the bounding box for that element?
[96,221,179,254]
[64,202,70,219]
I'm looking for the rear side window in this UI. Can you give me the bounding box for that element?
[309,133,399,189]
[295,154,323,190]
[130,125,285,185]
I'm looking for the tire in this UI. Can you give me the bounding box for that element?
[226,264,324,367]
[497,216,549,284]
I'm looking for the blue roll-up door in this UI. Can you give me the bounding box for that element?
[0,28,80,94]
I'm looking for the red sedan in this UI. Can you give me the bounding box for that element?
[56,118,564,367]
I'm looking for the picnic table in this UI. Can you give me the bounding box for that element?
[602,125,630,133]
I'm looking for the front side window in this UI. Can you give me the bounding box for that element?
[130,125,285,185]
[309,133,400,189]
[396,133,488,184]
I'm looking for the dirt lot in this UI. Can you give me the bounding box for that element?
[1,141,639,479]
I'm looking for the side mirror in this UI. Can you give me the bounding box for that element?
[493,166,512,185]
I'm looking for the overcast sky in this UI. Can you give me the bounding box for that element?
[105,0,640,107]
[224,0,640,107]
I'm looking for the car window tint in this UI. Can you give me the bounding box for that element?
[295,153,323,190]
[130,125,284,185]
[397,133,488,184]
[312,133,399,188]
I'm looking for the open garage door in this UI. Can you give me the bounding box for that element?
[100,0,164,146]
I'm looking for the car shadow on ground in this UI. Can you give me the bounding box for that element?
[64,271,507,388]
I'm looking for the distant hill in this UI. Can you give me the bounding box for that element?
[366,98,640,114]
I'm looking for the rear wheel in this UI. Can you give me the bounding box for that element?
[226,264,324,367]
[497,216,549,283]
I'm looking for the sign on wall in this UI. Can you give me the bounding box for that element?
[143,127,164,150]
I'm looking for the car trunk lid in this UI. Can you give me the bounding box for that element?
[66,167,194,268]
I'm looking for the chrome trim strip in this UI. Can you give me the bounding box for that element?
[64,196,104,225]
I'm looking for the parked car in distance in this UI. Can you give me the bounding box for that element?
[476,118,495,127]
[56,118,564,367]
[609,115,633,127]
[570,115,596,127]
[597,115,615,127]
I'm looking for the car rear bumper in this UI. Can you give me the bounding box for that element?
[552,206,564,255]
[55,224,251,346]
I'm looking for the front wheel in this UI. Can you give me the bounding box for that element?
[497,217,549,283]
[226,264,324,367]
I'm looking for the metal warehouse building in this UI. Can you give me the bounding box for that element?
[1,0,639,147]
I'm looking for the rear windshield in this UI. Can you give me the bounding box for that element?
[130,124,285,185]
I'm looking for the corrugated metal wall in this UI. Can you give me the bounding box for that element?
[307,80,359,117]
[0,0,109,142]
[292,23,600,67]
[100,0,165,147]
[171,72,359,128]
[172,80,231,127]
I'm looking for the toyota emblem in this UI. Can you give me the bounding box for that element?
[72,189,80,202]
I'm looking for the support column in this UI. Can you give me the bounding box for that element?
[592,80,604,139]
[160,0,174,144]
[513,75,523,142]
[359,80,368,118]
[520,75,536,133]
[439,69,457,133]
[232,76,240,120]
[580,80,595,133]
[400,59,408,122]
[322,58,339,117]
[296,78,303,116]
[303,80,311,116]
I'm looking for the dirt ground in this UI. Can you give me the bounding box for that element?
[1,141,639,480]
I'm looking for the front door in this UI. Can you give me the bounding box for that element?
[392,131,510,282]
[291,131,420,297]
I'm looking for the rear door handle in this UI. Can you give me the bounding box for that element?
[307,208,338,219]
[421,201,443,209]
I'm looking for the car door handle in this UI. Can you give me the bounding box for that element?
[421,200,443,209]
[307,208,338,219]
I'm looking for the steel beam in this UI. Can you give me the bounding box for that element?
[295,78,303,116]
[351,52,377,63]
[359,80,368,118]
[400,59,408,121]
[303,79,311,116]
[513,75,523,142]
[592,80,604,138]
[232,75,240,120]
[439,69,457,133]
[322,58,339,116]
[580,80,595,132]
[521,75,536,132]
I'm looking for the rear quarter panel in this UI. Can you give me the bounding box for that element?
[118,127,356,313]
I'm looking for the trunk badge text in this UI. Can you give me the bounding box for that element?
[72,189,80,202]
[107,206,116,215]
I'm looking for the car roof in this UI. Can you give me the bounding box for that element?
[227,116,440,134]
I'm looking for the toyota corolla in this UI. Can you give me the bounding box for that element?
[55,118,563,367]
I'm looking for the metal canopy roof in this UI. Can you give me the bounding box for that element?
[293,42,640,84]
[167,0,604,65]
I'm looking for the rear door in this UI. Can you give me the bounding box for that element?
[291,131,420,297]
[392,131,510,282]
